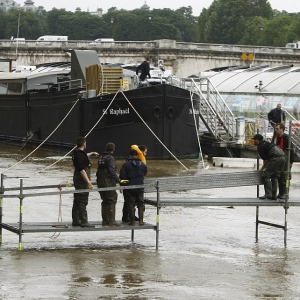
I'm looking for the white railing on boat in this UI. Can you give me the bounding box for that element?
[27,79,83,91]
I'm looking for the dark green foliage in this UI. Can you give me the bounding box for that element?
[0,3,299,47]
[0,6,197,42]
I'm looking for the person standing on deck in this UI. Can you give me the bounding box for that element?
[253,134,286,200]
[72,137,98,227]
[268,104,286,128]
[272,123,294,199]
[136,55,151,81]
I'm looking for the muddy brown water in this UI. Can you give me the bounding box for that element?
[1,143,300,299]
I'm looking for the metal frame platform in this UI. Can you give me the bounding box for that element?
[1,221,156,234]
[144,197,300,207]
[0,171,298,250]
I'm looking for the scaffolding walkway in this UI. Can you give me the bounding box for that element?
[1,171,299,250]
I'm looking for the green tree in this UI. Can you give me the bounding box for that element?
[288,15,300,43]
[18,11,46,39]
[55,12,107,40]
[0,10,8,39]
[45,8,73,35]
[200,0,273,44]
[198,8,208,42]
[150,8,197,42]
[176,6,197,22]
[238,16,266,45]
[263,15,294,46]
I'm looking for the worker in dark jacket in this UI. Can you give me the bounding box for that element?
[72,137,98,227]
[136,55,151,81]
[272,123,294,199]
[268,104,286,128]
[96,142,122,226]
[253,134,286,200]
[122,145,148,222]
[120,149,147,226]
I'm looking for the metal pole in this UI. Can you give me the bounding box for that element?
[155,180,160,250]
[131,229,134,243]
[283,120,292,246]
[255,206,259,243]
[0,173,4,246]
[18,179,24,251]
[285,120,292,200]
[256,128,260,242]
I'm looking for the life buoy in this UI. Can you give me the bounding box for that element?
[131,145,146,164]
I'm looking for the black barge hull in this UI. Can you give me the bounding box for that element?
[0,84,200,159]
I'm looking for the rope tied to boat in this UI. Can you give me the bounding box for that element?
[50,180,70,238]
[120,91,189,170]
[189,89,205,168]
[33,91,120,174]
[1,98,80,174]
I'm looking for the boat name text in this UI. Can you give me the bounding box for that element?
[102,108,130,115]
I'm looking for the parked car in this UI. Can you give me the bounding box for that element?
[12,38,25,44]
[89,38,114,46]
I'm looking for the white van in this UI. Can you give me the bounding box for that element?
[36,35,68,45]
[12,38,26,44]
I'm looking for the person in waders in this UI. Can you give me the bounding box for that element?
[72,137,98,227]
[96,142,127,226]
[253,134,286,200]
[272,123,294,199]
[122,145,148,222]
[120,149,147,226]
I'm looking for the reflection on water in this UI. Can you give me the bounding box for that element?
[1,142,300,299]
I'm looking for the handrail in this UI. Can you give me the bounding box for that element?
[2,39,300,55]
[175,76,235,141]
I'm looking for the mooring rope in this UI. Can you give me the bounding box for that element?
[120,91,188,170]
[32,91,120,174]
[49,181,69,239]
[189,90,205,168]
[1,98,80,174]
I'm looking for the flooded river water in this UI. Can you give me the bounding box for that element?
[1,143,300,299]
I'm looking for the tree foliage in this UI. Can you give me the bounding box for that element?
[198,0,273,44]
[0,3,299,47]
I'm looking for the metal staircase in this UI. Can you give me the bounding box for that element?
[168,76,235,142]
[167,75,300,159]
[284,111,300,158]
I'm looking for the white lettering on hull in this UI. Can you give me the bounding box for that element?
[102,108,130,115]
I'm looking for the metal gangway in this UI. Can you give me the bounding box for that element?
[168,76,300,158]
[284,110,300,158]
[168,76,235,142]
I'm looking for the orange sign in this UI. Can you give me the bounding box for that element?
[241,53,254,61]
